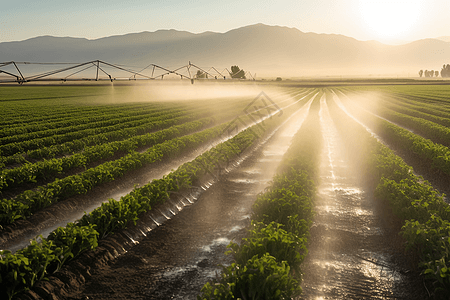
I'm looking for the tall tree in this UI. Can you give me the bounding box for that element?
[196,70,206,79]
[419,70,423,77]
[230,66,246,79]
[441,64,450,78]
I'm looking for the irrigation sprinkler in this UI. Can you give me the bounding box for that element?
[0,60,256,84]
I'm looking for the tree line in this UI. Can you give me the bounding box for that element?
[419,64,450,77]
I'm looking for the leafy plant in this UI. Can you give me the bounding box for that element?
[228,222,308,275]
[198,254,301,300]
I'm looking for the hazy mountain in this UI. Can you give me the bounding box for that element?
[1,23,449,77]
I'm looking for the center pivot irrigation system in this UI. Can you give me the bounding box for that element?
[0,60,256,84]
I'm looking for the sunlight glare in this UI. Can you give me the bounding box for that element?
[359,0,423,40]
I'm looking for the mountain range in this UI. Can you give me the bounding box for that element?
[1,24,449,77]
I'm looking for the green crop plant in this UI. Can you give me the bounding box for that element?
[228,221,308,275]
[329,87,450,297]
[198,254,301,300]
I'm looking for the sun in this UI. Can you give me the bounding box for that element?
[358,0,423,41]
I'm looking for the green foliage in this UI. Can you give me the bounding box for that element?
[0,250,32,299]
[198,254,301,300]
[198,92,323,299]
[375,177,450,223]
[330,87,450,296]
[0,198,29,229]
[228,222,308,275]
[252,170,314,230]
[47,223,99,270]
[0,118,232,227]
[0,100,286,299]
[0,226,98,300]
[402,215,450,292]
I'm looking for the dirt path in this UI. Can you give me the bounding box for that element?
[63,97,313,300]
[299,96,428,299]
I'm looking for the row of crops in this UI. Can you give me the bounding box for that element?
[329,87,450,297]
[0,88,315,228]
[2,83,450,298]
[197,92,322,299]
[333,90,450,177]
[0,85,316,299]
[198,85,450,298]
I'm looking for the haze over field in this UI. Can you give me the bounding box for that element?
[1,0,450,77]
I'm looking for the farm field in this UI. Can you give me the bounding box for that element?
[1,81,450,299]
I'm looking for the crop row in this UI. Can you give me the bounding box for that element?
[337,90,450,148]
[369,84,450,103]
[378,99,450,129]
[0,85,301,128]
[336,88,450,129]
[328,91,450,297]
[0,108,191,157]
[386,87,450,115]
[0,94,292,300]
[386,94,450,120]
[0,98,250,187]
[0,85,170,126]
[0,90,310,228]
[1,101,153,127]
[0,115,215,194]
[340,86,450,119]
[0,110,189,169]
[0,104,187,143]
[334,91,450,177]
[1,90,302,168]
[0,100,234,169]
[372,106,450,148]
[389,88,450,106]
[0,101,170,137]
[197,93,322,299]
[0,117,224,227]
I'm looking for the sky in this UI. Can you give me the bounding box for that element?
[1,0,449,45]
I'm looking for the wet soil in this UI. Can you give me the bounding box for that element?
[0,148,208,252]
[14,90,431,299]
[57,98,311,299]
[299,97,428,299]
[1,89,307,252]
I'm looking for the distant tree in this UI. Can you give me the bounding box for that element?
[276,77,282,81]
[435,70,439,77]
[419,70,423,77]
[424,70,429,77]
[430,70,434,77]
[441,64,450,77]
[230,65,246,79]
[196,70,206,79]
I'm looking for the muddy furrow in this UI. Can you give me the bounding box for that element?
[300,95,426,299]
[60,92,316,299]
